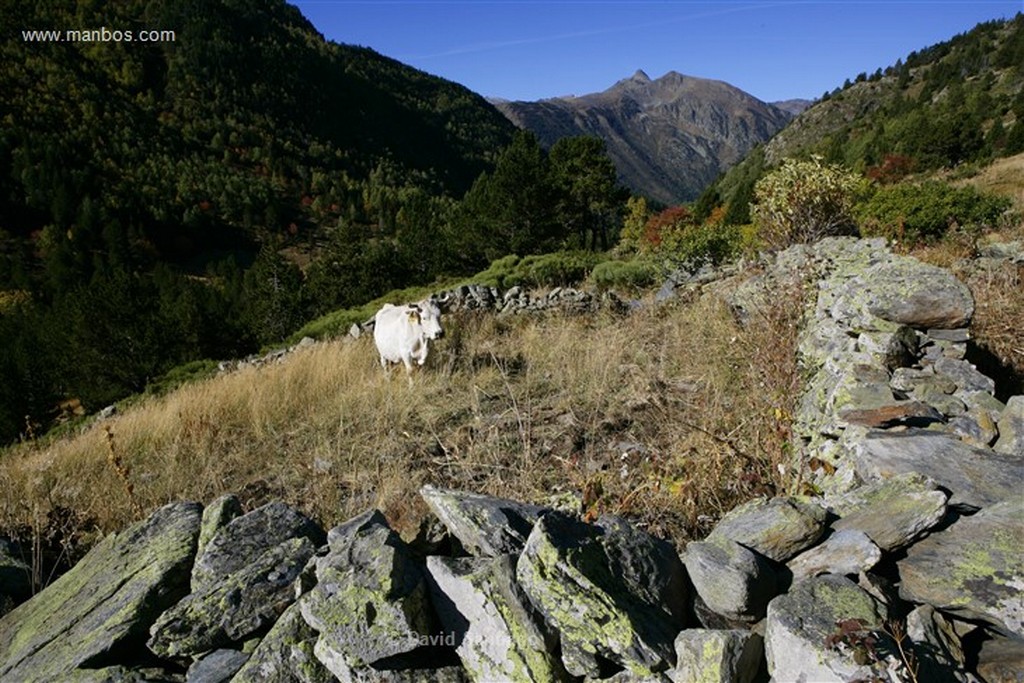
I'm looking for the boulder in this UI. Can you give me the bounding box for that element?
[932,357,997,395]
[231,602,334,683]
[191,501,325,593]
[848,429,1024,510]
[516,511,687,677]
[706,496,828,562]
[195,494,242,561]
[0,502,201,681]
[683,539,778,623]
[764,574,888,682]
[300,510,437,674]
[185,648,249,683]
[425,554,565,682]
[670,629,763,683]
[148,536,316,657]
[898,498,1024,637]
[828,473,948,551]
[831,258,974,329]
[994,395,1024,455]
[786,530,882,581]
[419,485,549,557]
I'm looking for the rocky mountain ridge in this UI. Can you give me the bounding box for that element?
[0,237,1021,681]
[492,71,795,205]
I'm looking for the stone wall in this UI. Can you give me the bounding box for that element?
[0,238,1021,682]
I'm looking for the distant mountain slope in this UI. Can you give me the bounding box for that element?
[492,70,793,204]
[712,13,1024,217]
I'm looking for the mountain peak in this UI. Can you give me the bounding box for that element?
[631,69,651,83]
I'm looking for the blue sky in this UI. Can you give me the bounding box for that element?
[291,1,1022,103]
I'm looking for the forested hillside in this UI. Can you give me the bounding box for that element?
[710,13,1024,222]
[0,0,631,444]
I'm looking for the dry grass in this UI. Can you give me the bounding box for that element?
[0,278,805,554]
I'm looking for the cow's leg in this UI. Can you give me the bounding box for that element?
[402,355,415,386]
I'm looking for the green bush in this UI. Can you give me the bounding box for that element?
[146,359,220,397]
[661,222,744,268]
[857,180,1012,243]
[468,251,601,290]
[589,259,659,292]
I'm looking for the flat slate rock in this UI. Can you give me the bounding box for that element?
[232,602,333,683]
[0,502,201,682]
[786,529,882,581]
[828,473,948,551]
[898,498,1024,638]
[516,511,687,678]
[419,485,550,556]
[149,536,316,657]
[764,574,888,683]
[848,429,1024,510]
[426,554,565,682]
[706,496,828,562]
[191,501,324,593]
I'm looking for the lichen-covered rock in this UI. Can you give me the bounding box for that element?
[0,502,201,682]
[898,498,1024,637]
[426,554,565,682]
[148,536,316,657]
[62,664,183,681]
[195,494,242,561]
[932,357,997,395]
[683,539,778,623]
[764,574,888,682]
[706,496,828,562]
[232,602,333,683]
[191,501,325,593]
[300,510,437,674]
[670,629,763,683]
[786,529,881,581]
[828,473,948,551]
[185,648,249,683]
[516,511,687,678]
[994,395,1024,455]
[831,258,974,329]
[848,429,1024,510]
[419,485,549,556]
[906,605,970,683]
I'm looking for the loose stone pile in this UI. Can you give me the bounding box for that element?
[0,237,1021,682]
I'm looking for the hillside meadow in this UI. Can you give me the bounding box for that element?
[0,278,805,574]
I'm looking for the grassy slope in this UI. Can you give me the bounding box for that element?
[0,279,804,556]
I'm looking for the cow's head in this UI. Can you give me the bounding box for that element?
[416,300,444,340]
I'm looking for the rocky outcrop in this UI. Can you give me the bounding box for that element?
[0,237,1020,682]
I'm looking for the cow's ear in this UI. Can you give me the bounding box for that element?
[407,310,421,324]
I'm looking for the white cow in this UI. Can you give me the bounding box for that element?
[372,298,445,377]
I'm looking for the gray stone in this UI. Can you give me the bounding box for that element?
[195,494,242,562]
[683,538,778,623]
[185,649,248,683]
[301,510,435,673]
[890,366,937,393]
[191,501,324,593]
[764,574,888,683]
[0,502,201,682]
[848,429,1024,510]
[906,605,969,683]
[232,602,333,683]
[706,496,828,562]
[976,636,1024,683]
[832,258,975,329]
[670,629,763,683]
[63,665,183,682]
[149,536,316,657]
[933,357,997,395]
[994,395,1024,455]
[926,328,971,342]
[899,499,1024,637]
[829,473,948,551]
[425,554,565,682]
[419,485,549,557]
[948,414,998,448]
[786,530,882,581]
[516,511,687,678]
[856,326,917,370]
